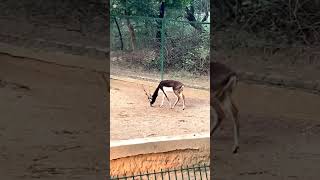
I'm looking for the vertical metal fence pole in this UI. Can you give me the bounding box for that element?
[160,169,164,180]
[180,166,184,179]
[160,17,166,80]
[204,163,208,180]
[147,170,150,180]
[174,168,178,180]
[186,165,190,180]
[193,164,197,180]
[199,164,203,180]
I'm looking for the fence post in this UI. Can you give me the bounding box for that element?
[160,17,166,80]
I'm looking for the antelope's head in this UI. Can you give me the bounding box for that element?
[141,85,153,106]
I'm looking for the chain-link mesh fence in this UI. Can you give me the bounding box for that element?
[110,15,162,77]
[110,15,210,81]
[163,19,210,77]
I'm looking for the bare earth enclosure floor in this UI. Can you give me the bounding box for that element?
[111,72,320,180]
[110,78,210,140]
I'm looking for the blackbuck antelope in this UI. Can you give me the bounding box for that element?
[211,62,240,153]
[142,80,186,110]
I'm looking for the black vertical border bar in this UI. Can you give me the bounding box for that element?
[105,0,111,179]
[209,1,214,179]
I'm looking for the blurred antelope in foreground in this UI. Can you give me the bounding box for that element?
[211,62,240,153]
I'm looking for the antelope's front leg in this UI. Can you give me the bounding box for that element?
[165,95,172,108]
[160,93,165,107]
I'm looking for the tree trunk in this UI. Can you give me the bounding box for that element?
[126,18,136,51]
[114,17,124,50]
[185,5,203,32]
[156,1,165,41]
[201,0,209,22]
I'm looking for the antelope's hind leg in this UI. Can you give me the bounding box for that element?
[231,99,240,153]
[181,93,185,110]
[172,90,180,109]
[223,97,239,154]
[210,100,224,136]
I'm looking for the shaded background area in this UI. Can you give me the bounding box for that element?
[0,54,107,179]
[212,0,320,92]
[211,1,320,179]
[212,82,320,180]
[0,0,108,55]
[0,0,108,179]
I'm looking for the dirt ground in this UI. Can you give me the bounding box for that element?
[110,78,210,140]
[212,82,320,180]
[3,51,320,180]
[110,71,320,180]
[3,4,320,179]
[0,54,106,179]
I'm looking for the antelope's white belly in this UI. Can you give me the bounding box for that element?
[161,86,173,93]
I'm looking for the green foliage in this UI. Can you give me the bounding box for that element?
[111,0,159,17]
[165,0,193,9]
[111,17,210,75]
[111,0,210,75]
[169,30,210,74]
[111,0,209,20]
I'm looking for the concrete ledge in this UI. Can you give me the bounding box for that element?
[111,133,209,160]
[110,133,210,176]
